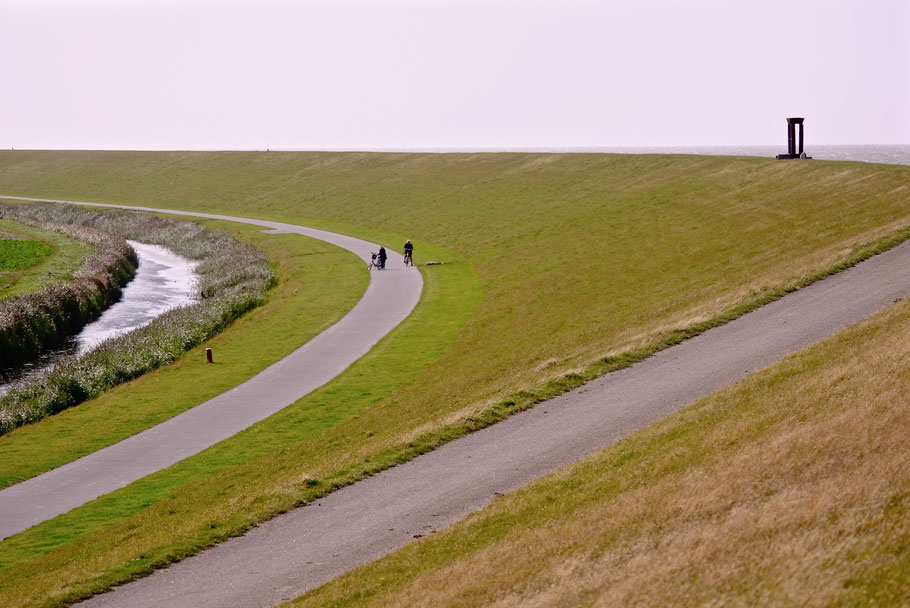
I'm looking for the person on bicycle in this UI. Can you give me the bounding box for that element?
[403,239,414,266]
[378,246,387,269]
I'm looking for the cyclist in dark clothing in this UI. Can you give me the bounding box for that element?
[378,246,387,269]
[403,239,414,266]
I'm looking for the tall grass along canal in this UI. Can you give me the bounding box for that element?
[0,241,198,393]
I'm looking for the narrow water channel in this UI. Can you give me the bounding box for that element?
[0,241,198,394]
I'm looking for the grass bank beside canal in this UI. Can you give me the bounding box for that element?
[0,218,92,298]
[0,151,907,606]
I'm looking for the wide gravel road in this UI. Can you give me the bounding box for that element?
[0,197,423,541]
[80,234,910,607]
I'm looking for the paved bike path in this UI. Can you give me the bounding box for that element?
[80,237,910,608]
[0,197,423,541]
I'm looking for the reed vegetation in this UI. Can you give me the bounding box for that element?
[0,202,275,435]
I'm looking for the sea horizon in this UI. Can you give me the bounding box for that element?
[5,145,910,166]
[283,144,910,166]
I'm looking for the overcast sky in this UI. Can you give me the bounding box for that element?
[1,0,907,150]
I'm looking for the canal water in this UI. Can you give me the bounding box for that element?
[0,241,198,394]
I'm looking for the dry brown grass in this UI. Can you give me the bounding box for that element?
[292,299,910,608]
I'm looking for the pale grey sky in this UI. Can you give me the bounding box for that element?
[1,0,907,150]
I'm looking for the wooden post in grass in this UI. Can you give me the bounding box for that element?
[206,348,213,364]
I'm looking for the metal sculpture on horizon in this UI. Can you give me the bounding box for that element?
[776,117,812,159]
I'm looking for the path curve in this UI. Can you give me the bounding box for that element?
[80,238,910,607]
[0,196,423,540]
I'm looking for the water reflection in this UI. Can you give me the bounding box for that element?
[76,241,198,354]
[0,241,198,394]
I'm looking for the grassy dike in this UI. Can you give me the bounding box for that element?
[0,151,908,605]
[288,295,910,608]
[2,152,909,408]
[0,219,92,298]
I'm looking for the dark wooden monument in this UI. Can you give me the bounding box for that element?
[776,117,811,159]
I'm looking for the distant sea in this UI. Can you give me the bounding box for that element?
[584,145,910,166]
[340,145,910,167]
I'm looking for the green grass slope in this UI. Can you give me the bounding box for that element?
[290,291,910,608]
[1,152,908,413]
[0,151,907,605]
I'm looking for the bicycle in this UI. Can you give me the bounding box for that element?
[403,251,414,267]
[368,252,383,270]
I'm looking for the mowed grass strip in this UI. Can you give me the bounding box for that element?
[288,298,910,608]
[0,218,367,488]
[0,153,908,605]
[0,218,92,298]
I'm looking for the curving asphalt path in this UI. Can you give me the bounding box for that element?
[79,236,910,608]
[0,196,423,541]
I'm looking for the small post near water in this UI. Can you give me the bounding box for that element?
[776,117,812,159]
[206,348,213,364]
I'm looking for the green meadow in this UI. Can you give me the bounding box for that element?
[0,151,907,606]
[0,240,51,272]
